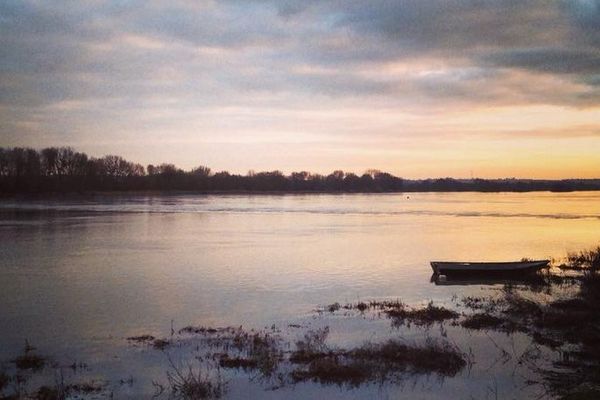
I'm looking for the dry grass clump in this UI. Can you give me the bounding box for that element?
[179,326,283,377]
[289,327,330,364]
[166,360,225,400]
[290,339,466,386]
[386,302,459,326]
[351,339,466,376]
[565,247,600,272]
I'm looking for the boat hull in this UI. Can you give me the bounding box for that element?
[430,260,549,276]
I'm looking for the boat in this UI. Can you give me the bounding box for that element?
[430,260,549,276]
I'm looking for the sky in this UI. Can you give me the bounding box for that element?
[1,0,599,179]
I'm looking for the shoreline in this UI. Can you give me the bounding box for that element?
[3,188,600,199]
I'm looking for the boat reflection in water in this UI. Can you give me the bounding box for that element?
[430,272,549,286]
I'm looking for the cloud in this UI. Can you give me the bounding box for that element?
[0,0,599,176]
[482,48,600,74]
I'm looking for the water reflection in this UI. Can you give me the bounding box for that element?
[430,273,549,286]
[1,193,599,398]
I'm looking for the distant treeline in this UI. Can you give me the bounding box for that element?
[1,146,600,194]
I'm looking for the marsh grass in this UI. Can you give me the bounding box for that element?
[287,324,466,386]
[326,300,458,326]
[452,248,600,399]
[12,352,46,372]
[153,339,171,350]
[166,359,225,400]
[460,313,515,331]
[32,381,103,400]
[565,247,600,272]
[67,246,600,396]
[290,339,466,386]
[127,334,170,350]
[217,355,258,370]
[386,302,459,326]
[176,326,283,378]
[127,334,155,342]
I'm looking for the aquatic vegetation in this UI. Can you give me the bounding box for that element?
[153,339,171,350]
[32,381,104,400]
[452,251,600,399]
[350,339,466,376]
[289,328,333,364]
[33,386,63,400]
[461,295,506,313]
[127,334,155,342]
[385,302,459,327]
[178,326,233,335]
[331,300,458,326]
[166,360,225,400]
[177,326,283,378]
[460,313,515,332]
[13,353,46,372]
[217,355,258,370]
[127,334,170,350]
[0,371,8,392]
[566,247,600,272]
[290,339,466,387]
[290,357,371,386]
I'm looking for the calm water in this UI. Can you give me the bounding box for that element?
[1,192,600,398]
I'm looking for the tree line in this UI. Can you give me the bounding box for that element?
[1,146,599,194]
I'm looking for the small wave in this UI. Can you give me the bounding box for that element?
[1,203,599,220]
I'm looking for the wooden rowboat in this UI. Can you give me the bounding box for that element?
[430,260,549,276]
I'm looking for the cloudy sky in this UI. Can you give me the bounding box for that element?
[1,0,599,178]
